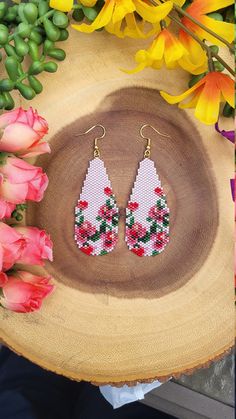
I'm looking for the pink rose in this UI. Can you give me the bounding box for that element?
[131,247,145,257]
[0,199,16,219]
[128,202,139,212]
[104,187,113,196]
[0,222,25,271]
[75,221,96,244]
[102,231,118,250]
[81,245,94,255]
[0,107,50,157]
[0,156,48,207]
[0,270,54,313]
[148,206,168,222]
[126,222,147,246]
[98,204,116,222]
[154,187,164,196]
[152,232,169,251]
[77,200,88,210]
[15,226,53,266]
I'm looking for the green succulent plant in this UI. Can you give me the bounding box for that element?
[0,0,69,110]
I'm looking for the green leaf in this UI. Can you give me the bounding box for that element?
[223,102,234,118]
[72,8,84,22]
[90,231,100,242]
[163,215,169,226]
[23,3,38,24]
[99,221,107,234]
[150,223,157,233]
[112,216,119,227]
[79,215,84,224]
[47,48,66,61]
[2,92,14,110]
[0,79,14,92]
[82,6,98,22]
[43,61,58,73]
[5,56,19,81]
[100,250,108,256]
[0,152,9,166]
[15,82,35,100]
[53,10,69,29]
[139,232,151,243]
[130,216,135,227]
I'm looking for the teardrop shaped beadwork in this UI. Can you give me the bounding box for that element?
[126,158,170,257]
[75,158,119,256]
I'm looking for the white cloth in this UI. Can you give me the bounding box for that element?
[99,380,165,409]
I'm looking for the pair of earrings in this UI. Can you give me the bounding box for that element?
[74,124,170,257]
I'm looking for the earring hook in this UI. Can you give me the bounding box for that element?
[75,124,106,158]
[140,124,170,158]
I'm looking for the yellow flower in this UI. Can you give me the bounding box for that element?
[160,72,235,125]
[175,0,234,75]
[178,32,208,75]
[50,0,74,12]
[182,0,234,46]
[71,0,174,39]
[124,28,188,73]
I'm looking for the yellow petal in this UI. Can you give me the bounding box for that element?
[217,74,235,108]
[112,0,136,24]
[134,0,173,23]
[197,16,234,45]
[192,0,234,14]
[123,13,146,39]
[50,0,73,11]
[122,49,153,73]
[160,77,206,104]
[123,14,161,39]
[106,19,124,38]
[173,0,186,6]
[122,62,147,74]
[194,83,221,125]
[149,34,165,61]
[178,32,207,75]
[72,1,115,33]
[152,59,164,69]
[179,88,202,108]
[80,0,97,6]
[178,55,207,75]
[163,32,187,65]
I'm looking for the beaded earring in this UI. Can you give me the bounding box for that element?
[126,125,170,257]
[75,125,119,256]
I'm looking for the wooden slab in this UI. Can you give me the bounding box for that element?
[0,29,234,385]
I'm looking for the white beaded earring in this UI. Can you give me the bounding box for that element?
[74,125,119,256]
[126,125,170,257]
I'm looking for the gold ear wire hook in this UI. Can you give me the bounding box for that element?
[140,124,170,158]
[75,124,106,158]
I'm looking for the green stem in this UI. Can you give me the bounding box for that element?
[37,9,55,25]
[207,48,215,72]
[8,10,55,42]
[213,52,234,76]
[149,0,234,52]
[160,19,166,30]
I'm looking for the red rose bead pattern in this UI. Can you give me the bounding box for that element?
[126,158,170,257]
[75,158,119,256]
[128,202,139,211]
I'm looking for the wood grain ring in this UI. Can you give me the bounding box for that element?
[27,87,218,299]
